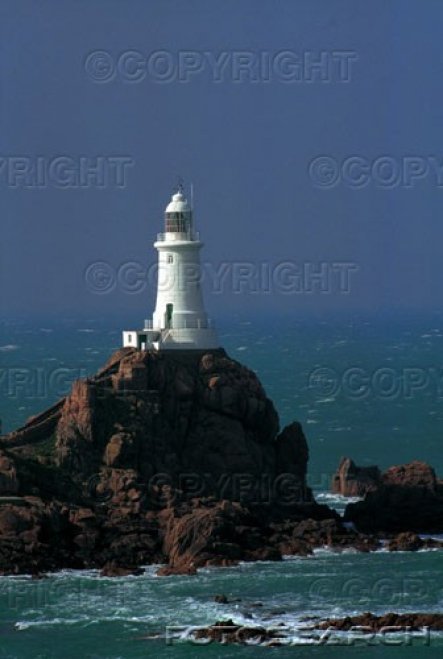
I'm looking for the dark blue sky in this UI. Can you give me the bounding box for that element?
[1,0,443,320]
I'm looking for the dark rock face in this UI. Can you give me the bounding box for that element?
[342,460,443,533]
[331,457,381,497]
[0,348,339,576]
[0,499,79,575]
[0,451,19,495]
[275,422,311,497]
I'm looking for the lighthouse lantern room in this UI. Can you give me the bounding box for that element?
[122,186,219,351]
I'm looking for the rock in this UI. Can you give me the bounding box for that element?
[331,458,443,534]
[313,611,443,631]
[156,564,197,576]
[331,457,381,496]
[55,379,97,473]
[0,451,19,494]
[270,517,381,554]
[100,561,144,577]
[332,458,440,498]
[388,532,422,551]
[344,464,443,534]
[159,499,273,572]
[193,620,281,645]
[275,422,313,502]
[104,433,137,468]
[387,531,443,552]
[0,501,79,575]
[54,349,286,504]
[214,594,229,603]
[382,461,438,490]
[212,594,241,604]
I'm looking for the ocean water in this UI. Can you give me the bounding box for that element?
[0,313,442,657]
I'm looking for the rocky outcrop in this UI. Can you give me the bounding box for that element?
[155,497,381,574]
[0,348,339,575]
[342,460,443,533]
[54,350,285,497]
[383,461,438,490]
[331,457,381,496]
[332,458,440,498]
[2,348,442,576]
[51,349,321,513]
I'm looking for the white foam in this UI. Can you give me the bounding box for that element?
[0,344,19,352]
[315,492,362,505]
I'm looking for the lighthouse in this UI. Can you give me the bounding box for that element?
[122,186,219,351]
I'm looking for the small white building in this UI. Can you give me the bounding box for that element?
[122,187,219,351]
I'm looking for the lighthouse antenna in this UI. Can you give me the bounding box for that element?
[176,175,184,193]
[190,182,194,235]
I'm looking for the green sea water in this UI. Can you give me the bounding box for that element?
[0,313,442,657]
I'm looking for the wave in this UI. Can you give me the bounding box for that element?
[0,344,19,352]
[420,533,443,542]
[315,492,362,505]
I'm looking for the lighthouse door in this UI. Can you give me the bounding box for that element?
[165,303,173,328]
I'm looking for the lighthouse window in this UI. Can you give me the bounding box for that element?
[167,254,173,263]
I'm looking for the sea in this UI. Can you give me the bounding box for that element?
[0,312,442,658]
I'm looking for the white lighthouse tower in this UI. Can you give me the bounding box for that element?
[122,186,219,351]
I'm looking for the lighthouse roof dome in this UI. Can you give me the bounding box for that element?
[165,190,190,214]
